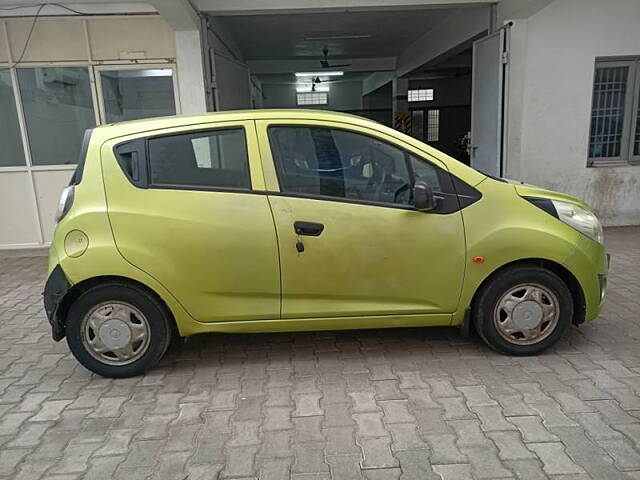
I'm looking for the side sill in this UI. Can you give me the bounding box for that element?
[176,313,452,336]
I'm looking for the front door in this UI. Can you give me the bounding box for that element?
[256,120,466,320]
[102,121,280,322]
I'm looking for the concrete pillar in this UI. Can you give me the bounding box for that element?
[175,29,208,114]
[150,0,209,114]
[392,76,410,132]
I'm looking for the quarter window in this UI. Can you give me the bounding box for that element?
[148,128,250,190]
[268,126,443,207]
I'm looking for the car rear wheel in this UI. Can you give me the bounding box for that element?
[473,266,573,355]
[66,282,172,377]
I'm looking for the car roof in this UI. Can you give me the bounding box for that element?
[94,109,374,137]
[91,108,487,186]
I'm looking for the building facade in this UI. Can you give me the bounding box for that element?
[0,0,638,248]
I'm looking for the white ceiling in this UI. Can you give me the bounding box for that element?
[214,8,460,61]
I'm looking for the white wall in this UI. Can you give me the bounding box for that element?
[506,0,640,225]
[0,15,178,247]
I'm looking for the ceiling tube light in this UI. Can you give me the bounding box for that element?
[296,85,329,93]
[305,34,371,41]
[295,71,344,77]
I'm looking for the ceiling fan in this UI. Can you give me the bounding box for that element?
[320,46,351,68]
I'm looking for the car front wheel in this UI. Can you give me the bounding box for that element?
[473,266,573,355]
[65,282,172,377]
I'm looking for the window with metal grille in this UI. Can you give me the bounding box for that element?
[408,89,434,102]
[427,109,440,142]
[588,58,640,166]
[296,92,328,106]
[411,110,424,141]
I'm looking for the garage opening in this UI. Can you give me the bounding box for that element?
[205,5,502,171]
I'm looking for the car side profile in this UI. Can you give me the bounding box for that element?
[44,109,608,378]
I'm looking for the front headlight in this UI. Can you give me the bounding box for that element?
[551,200,603,244]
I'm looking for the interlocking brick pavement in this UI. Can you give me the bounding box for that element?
[0,227,639,479]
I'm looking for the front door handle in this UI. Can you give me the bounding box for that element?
[294,221,324,236]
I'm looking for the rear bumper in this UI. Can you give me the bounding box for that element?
[43,264,70,341]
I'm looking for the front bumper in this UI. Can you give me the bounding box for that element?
[43,264,70,341]
[597,253,611,305]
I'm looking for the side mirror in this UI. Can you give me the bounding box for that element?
[413,181,437,212]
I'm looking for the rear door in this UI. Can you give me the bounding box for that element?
[101,121,280,322]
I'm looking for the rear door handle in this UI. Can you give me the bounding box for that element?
[294,221,324,236]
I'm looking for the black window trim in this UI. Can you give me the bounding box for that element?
[265,123,467,214]
[110,122,481,212]
[266,189,428,212]
[113,125,253,193]
[70,128,93,186]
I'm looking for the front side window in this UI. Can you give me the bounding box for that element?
[588,57,640,165]
[268,126,443,207]
[148,128,250,190]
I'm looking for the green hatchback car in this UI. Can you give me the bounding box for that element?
[44,110,608,378]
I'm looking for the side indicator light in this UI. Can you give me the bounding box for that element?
[472,256,485,264]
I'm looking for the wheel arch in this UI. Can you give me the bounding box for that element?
[57,275,180,339]
[469,258,586,327]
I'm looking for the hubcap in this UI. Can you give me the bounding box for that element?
[493,283,559,345]
[81,302,150,366]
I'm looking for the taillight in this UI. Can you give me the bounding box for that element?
[55,185,75,223]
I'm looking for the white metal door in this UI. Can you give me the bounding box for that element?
[212,52,251,111]
[470,28,509,176]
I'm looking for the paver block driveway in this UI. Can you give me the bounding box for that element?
[1,227,639,479]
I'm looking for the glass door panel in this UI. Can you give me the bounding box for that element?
[17,67,95,165]
[0,69,25,166]
[99,68,176,123]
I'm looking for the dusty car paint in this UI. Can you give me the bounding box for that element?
[47,109,607,338]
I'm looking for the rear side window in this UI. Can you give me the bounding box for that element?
[148,128,251,190]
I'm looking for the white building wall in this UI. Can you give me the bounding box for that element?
[507,0,640,225]
[0,15,181,248]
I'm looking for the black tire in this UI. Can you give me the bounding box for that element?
[473,266,573,355]
[65,282,173,378]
